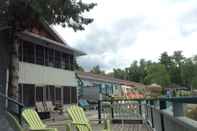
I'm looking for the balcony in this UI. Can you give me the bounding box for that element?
[19,62,77,87]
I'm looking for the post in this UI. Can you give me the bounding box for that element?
[98,86,102,124]
[159,99,166,131]
[150,100,154,128]
[98,100,101,124]
[138,100,142,116]
[111,98,114,119]
[159,100,167,110]
[172,102,184,117]
[18,105,22,124]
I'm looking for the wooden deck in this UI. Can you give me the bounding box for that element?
[48,121,150,131]
[45,111,150,131]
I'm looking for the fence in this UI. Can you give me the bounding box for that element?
[98,97,197,131]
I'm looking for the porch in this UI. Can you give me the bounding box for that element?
[18,84,77,107]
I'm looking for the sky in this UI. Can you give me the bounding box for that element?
[54,0,197,72]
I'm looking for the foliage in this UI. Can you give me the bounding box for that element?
[113,68,126,79]
[144,64,171,87]
[192,76,197,89]
[0,0,97,31]
[90,65,105,75]
[110,51,197,93]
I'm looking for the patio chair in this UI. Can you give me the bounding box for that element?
[6,112,24,131]
[67,105,111,131]
[22,108,71,131]
[45,101,55,112]
[36,101,50,119]
[35,102,45,112]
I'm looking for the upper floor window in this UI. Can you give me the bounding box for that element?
[36,45,44,65]
[54,51,61,68]
[19,41,75,71]
[23,43,35,63]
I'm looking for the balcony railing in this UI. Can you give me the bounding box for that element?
[98,97,197,131]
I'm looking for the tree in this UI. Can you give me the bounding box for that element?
[171,51,185,85]
[0,0,96,105]
[90,65,105,75]
[159,52,172,71]
[192,76,197,90]
[181,59,196,87]
[113,68,126,79]
[75,64,84,72]
[144,64,171,87]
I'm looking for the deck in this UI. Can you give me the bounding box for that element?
[45,110,150,131]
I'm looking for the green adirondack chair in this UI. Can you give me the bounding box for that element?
[22,108,58,131]
[6,112,24,131]
[67,105,111,131]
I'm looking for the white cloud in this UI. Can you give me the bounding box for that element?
[54,0,197,71]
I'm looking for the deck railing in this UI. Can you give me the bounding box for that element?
[98,97,197,131]
[0,91,24,123]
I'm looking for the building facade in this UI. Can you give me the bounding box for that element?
[0,20,84,107]
[77,72,122,102]
[77,72,146,101]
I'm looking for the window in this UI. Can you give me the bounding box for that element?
[63,87,71,104]
[46,48,54,67]
[71,87,77,103]
[61,53,66,69]
[23,43,35,63]
[70,55,74,70]
[18,43,23,61]
[22,84,35,106]
[36,45,44,65]
[54,51,61,68]
[49,86,55,104]
[36,87,43,102]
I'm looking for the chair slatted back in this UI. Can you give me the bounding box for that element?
[45,101,55,112]
[6,112,24,131]
[22,108,46,129]
[35,102,45,112]
[67,105,92,131]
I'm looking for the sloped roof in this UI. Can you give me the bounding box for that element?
[118,80,146,88]
[17,31,85,56]
[77,71,120,84]
[77,71,145,88]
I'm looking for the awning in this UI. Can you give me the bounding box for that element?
[17,31,86,56]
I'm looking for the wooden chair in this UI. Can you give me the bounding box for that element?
[35,102,45,112]
[67,105,111,131]
[45,101,55,112]
[22,108,70,131]
[6,112,24,131]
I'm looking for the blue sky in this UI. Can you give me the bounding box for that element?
[54,0,197,72]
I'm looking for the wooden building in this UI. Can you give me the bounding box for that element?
[0,20,85,107]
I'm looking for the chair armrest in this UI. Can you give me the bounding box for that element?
[47,123,71,131]
[72,122,91,131]
[29,127,57,131]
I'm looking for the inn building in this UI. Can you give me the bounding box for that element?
[0,20,85,107]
